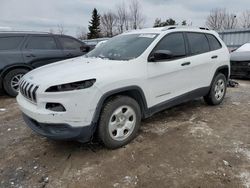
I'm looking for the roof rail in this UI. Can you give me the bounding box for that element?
[161,26,210,31]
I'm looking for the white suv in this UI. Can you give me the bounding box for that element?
[17,26,230,149]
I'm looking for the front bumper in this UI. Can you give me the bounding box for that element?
[231,61,250,78]
[23,113,94,142]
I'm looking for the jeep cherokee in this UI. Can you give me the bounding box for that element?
[17,26,230,149]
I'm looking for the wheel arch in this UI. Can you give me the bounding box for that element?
[0,64,33,91]
[92,86,148,125]
[1,64,33,79]
[214,65,230,81]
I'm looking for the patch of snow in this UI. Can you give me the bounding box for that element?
[239,171,250,188]
[0,108,6,112]
[232,102,241,106]
[223,160,230,166]
[189,121,213,137]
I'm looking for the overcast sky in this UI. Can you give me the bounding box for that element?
[0,0,249,36]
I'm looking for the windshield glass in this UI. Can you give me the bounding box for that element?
[86,33,158,60]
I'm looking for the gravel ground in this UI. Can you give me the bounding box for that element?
[0,80,249,188]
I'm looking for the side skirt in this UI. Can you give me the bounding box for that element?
[145,87,210,118]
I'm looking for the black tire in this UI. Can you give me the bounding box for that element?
[3,69,29,97]
[204,73,227,105]
[98,95,141,149]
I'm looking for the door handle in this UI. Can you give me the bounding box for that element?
[211,55,218,59]
[181,62,191,66]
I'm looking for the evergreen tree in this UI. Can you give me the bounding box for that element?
[153,18,176,27]
[87,8,101,39]
[182,20,187,25]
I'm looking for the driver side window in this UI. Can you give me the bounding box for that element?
[154,33,186,58]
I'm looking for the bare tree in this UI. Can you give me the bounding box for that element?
[57,24,66,35]
[101,11,118,37]
[224,13,237,29]
[206,8,227,30]
[129,0,145,29]
[116,2,130,33]
[76,27,87,40]
[206,8,237,30]
[240,10,250,28]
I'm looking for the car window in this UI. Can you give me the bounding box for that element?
[206,34,222,51]
[153,33,186,58]
[187,33,210,55]
[59,37,82,50]
[0,36,24,50]
[26,36,57,50]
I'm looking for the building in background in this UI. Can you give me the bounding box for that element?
[219,28,250,51]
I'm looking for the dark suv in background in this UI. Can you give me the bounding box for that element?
[0,32,91,96]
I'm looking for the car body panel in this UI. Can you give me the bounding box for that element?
[230,48,250,78]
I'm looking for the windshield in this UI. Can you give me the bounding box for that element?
[86,33,158,60]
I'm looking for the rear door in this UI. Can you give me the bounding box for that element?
[57,36,86,59]
[22,35,64,68]
[185,32,217,89]
[0,35,25,70]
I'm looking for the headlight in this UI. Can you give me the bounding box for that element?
[45,79,96,92]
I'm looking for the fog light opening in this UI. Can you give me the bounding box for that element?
[46,103,66,112]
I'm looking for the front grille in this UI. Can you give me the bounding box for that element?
[19,79,39,103]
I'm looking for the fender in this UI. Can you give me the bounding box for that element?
[91,85,148,125]
[210,65,230,86]
[0,63,33,78]
[0,63,33,90]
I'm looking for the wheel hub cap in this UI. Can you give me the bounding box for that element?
[108,105,136,141]
[11,74,24,92]
[214,79,225,101]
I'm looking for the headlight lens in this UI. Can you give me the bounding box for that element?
[45,79,96,92]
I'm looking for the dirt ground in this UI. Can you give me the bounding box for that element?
[0,80,249,188]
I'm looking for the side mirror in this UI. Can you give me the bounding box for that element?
[149,50,173,62]
[80,45,90,53]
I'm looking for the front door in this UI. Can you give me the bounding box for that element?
[147,32,194,107]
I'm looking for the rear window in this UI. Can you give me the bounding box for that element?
[187,33,210,55]
[26,36,58,50]
[59,37,82,50]
[0,36,24,50]
[206,34,222,51]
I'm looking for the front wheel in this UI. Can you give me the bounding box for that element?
[204,73,227,105]
[3,69,29,97]
[98,96,141,149]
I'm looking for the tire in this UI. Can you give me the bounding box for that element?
[3,69,29,97]
[204,73,227,105]
[98,95,141,149]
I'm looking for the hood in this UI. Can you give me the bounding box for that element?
[231,51,250,61]
[23,56,125,86]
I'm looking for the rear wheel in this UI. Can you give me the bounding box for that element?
[3,69,29,97]
[98,96,141,149]
[204,73,227,105]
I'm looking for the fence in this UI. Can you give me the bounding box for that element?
[218,28,250,50]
